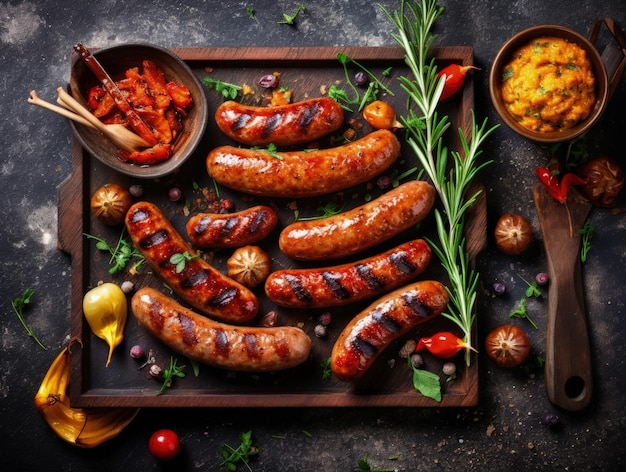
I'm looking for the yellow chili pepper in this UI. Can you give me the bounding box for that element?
[82,283,127,367]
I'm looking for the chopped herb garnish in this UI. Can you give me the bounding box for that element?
[12,288,46,350]
[579,219,593,263]
[203,76,242,100]
[246,5,256,21]
[158,357,186,395]
[279,3,306,25]
[295,201,344,220]
[84,229,145,275]
[169,251,200,273]
[321,357,332,380]
[218,430,258,471]
[252,143,283,160]
[357,454,396,472]
[509,297,538,330]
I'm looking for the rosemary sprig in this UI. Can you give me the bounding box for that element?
[381,0,498,365]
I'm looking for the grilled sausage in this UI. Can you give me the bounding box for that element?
[206,129,401,198]
[279,180,435,261]
[186,205,278,248]
[125,201,258,324]
[330,280,449,382]
[132,287,311,372]
[265,239,432,308]
[215,97,344,146]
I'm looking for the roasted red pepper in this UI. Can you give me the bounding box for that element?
[123,143,172,165]
[535,167,587,203]
[166,81,192,109]
[415,332,471,359]
[437,64,479,101]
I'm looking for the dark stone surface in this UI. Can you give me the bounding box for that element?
[1,0,625,470]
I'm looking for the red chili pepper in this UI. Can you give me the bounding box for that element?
[415,332,468,359]
[437,64,479,101]
[535,167,587,203]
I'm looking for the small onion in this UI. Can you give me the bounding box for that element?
[494,213,532,255]
[485,324,530,368]
[90,183,133,226]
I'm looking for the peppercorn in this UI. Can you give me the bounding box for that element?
[149,364,163,378]
[314,324,327,338]
[410,353,424,368]
[442,362,456,376]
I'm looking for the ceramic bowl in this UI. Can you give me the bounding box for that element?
[489,25,609,144]
[69,43,207,178]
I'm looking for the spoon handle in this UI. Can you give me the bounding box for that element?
[534,183,593,411]
[74,43,158,146]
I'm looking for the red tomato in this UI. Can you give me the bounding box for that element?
[148,429,181,461]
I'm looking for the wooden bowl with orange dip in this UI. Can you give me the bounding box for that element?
[489,24,618,143]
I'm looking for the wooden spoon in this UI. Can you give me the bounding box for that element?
[55,87,150,152]
[533,183,593,411]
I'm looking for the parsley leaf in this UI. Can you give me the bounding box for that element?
[408,357,441,402]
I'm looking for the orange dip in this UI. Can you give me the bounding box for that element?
[501,37,595,133]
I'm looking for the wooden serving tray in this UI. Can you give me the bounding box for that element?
[58,46,479,408]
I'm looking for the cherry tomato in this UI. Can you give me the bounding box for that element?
[362,100,401,129]
[484,324,530,368]
[148,429,181,461]
[493,213,532,255]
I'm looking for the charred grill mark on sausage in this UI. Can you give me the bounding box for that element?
[285,274,313,303]
[231,113,251,131]
[261,113,283,138]
[298,101,319,131]
[389,250,417,274]
[321,271,350,300]
[402,292,432,319]
[354,264,385,291]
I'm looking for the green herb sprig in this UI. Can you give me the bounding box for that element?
[169,251,200,273]
[246,6,256,21]
[279,3,306,25]
[381,0,498,366]
[203,76,242,100]
[579,218,593,263]
[509,297,538,330]
[295,201,345,221]
[519,274,541,298]
[321,357,332,380]
[12,288,46,350]
[334,52,395,111]
[158,357,186,395]
[84,230,145,275]
[219,430,258,471]
[356,454,396,472]
[251,143,283,160]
